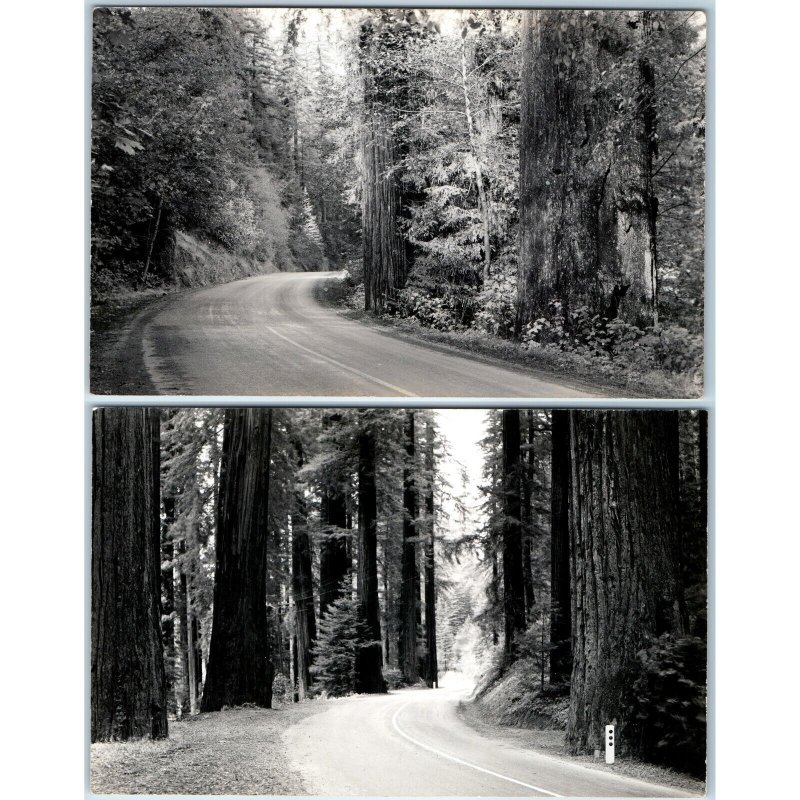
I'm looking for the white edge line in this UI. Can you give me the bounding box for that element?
[391,703,562,798]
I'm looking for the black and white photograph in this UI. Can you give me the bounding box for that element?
[91,407,707,797]
[90,7,706,399]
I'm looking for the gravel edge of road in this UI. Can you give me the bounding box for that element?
[457,700,707,796]
[314,280,701,401]
[89,702,327,795]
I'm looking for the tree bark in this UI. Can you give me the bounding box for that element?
[355,421,387,692]
[360,21,408,314]
[516,11,659,334]
[399,411,419,682]
[521,411,536,619]
[423,419,438,688]
[91,408,167,742]
[501,411,526,660]
[201,409,274,711]
[291,440,316,700]
[549,410,572,685]
[566,411,683,755]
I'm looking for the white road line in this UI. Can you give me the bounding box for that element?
[264,325,418,397]
[390,703,562,797]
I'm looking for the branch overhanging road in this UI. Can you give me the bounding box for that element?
[117,271,602,397]
[284,684,697,798]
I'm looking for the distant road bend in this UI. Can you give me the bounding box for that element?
[131,271,597,397]
[284,684,697,797]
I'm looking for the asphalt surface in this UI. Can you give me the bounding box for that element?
[284,684,697,797]
[125,271,598,397]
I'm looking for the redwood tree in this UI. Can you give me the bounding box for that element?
[201,409,274,711]
[91,408,167,742]
[422,418,438,688]
[516,10,659,335]
[291,439,316,699]
[549,410,572,685]
[566,410,683,755]
[501,410,526,660]
[399,411,419,682]
[355,419,386,692]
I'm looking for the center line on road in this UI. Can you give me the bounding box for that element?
[264,325,417,397]
[390,703,562,797]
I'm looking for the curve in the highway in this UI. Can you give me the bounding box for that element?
[131,271,601,397]
[283,686,698,797]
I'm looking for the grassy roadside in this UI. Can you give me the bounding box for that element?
[315,279,701,400]
[90,702,325,795]
[457,698,706,795]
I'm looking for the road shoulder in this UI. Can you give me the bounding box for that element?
[457,699,706,796]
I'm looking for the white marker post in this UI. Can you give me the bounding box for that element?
[605,725,615,765]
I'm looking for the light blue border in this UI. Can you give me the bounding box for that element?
[84,3,716,799]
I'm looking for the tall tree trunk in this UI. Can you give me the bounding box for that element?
[201,410,274,711]
[319,413,351,618]
[91,408,167,742]
[174,542,191,717]
[399,411,419,682]
[501,411,526,660]
[361,110,407,313]
[521,411,536,619]
[566,411,683,756]
[161,496,176,717]
[549,410,572,685]
[291,441,316,700]
[355,420,387,692]
[516,11,658,334]
[360,21,408,313]
[423,419,438,688]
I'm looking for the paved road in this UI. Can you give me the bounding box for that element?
[128,271,599,397]
[284,685,697,797]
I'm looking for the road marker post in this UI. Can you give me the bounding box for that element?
[605,725,615,765]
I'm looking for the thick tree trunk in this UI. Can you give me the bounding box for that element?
[423,419,438,688]
[291,443,316,700]
[91,408,167,742]
[566,411,683,756]
[549,410,572,685]
[516,11,658,334]
[361,111,407,313]
[201,410,274,711]
[355,422,387,693]
[359,19,411,313]
[399,411,419,682]
[501,411,526,660]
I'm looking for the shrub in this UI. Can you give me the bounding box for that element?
[628,634,707,779]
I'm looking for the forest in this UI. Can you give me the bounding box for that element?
[92,7,705,393]
[91,406,707,782]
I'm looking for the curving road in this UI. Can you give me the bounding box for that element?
[284,684,697,797]
[107,271,600,397]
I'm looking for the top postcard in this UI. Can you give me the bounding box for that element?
[90,6,707,399]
